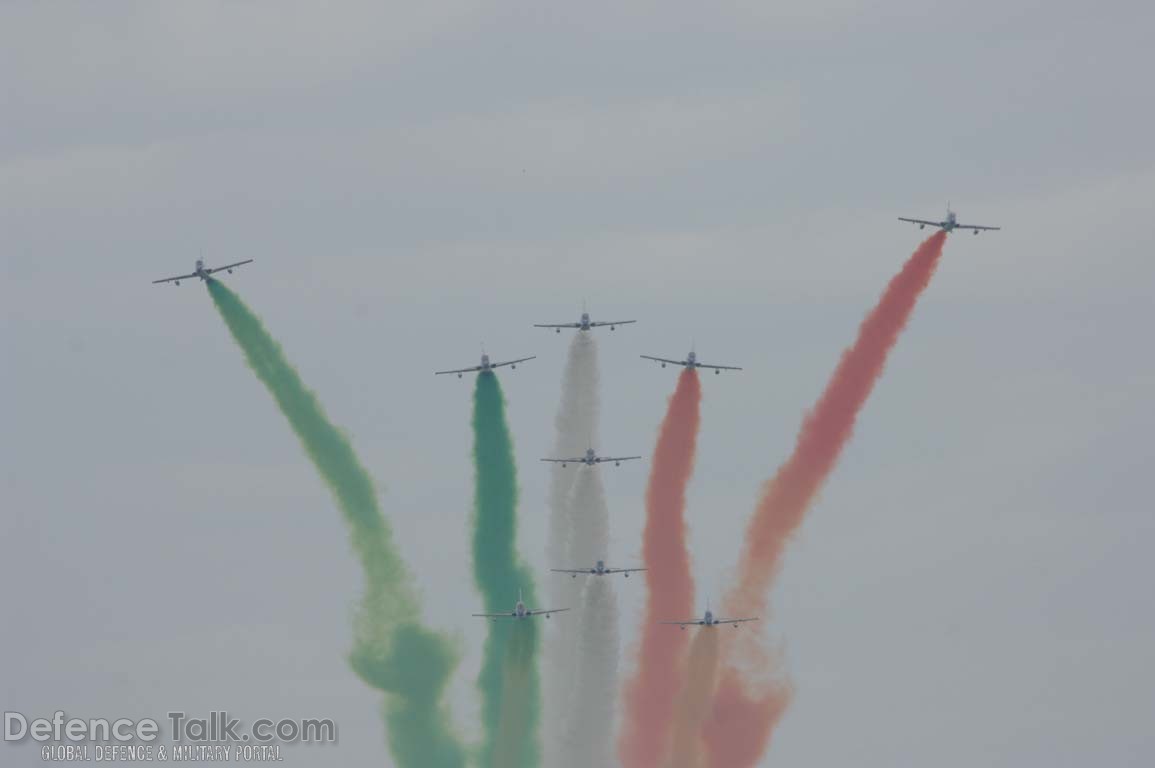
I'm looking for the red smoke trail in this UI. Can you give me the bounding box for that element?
[619,368,702,768]
[667,628,720,768]
[703,231,948,767]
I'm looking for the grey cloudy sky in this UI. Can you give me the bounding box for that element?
[3,2,1153,766]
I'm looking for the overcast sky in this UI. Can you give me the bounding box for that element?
[3,2,1154,766]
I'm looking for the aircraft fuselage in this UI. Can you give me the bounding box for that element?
[175,259,210,286]
[915,209,988,234]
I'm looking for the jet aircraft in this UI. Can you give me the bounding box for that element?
[435,354,535,378]
[551,560,646,579]
[540,448,640,468]
[641,350,742,374]
[473,590,568,621]
[534,308,636,333]
[152,258,254,285]
[660,602,758,630]
[898,206,1000,234]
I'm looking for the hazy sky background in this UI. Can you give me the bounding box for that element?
[3,2,1153,766]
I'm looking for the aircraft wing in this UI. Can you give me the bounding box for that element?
[152,272,198,284]
[698,363,742,371]
[659,620,705,627]
[550,569,591,575]
[473,612,518,619]
[956,223,1001,231]
[525,607,569,617]
[641,355,685,366]
[588,320,637,327]
[490,356,536,369]
[205,259,255,275]
[897,217,942,227]
[715,617,759,625]
[435,365,483,376]
[540,457,581,464]
[595,456,641,464]
[534,323,581,329]
[604,567,647,575]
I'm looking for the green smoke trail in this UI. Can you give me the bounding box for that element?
[206,280,465,767]
[471,371,541,768]
[492,624,538,768]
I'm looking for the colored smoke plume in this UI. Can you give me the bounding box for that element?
[703,231,947,766]
[566,467,610,566]
[667,628,721,768]
[543,333,601,745]
[491,623,539,768]
[471,371,540,768]
[558,577,620,768]
[207,280,465,767]
[620,368,702,767]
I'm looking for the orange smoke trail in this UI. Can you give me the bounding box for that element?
[666,629,720,768]
[704,231,948,766]
[619,369,702,768]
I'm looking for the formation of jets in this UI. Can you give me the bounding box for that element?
[474,592,758,629]
[449,307,749,626]
[157,213,996,630]
[540,448,640,468]
[898,206,1001,235]
[152,258,254,285]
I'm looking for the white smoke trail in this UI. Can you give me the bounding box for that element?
[554,462,621,768]
[542,333,601,756]
[558,577,620,768]
[565,467,609,566]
